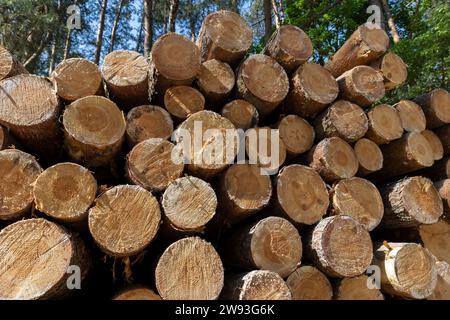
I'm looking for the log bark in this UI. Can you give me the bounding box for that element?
[370,52,407,90]
[336,66,385,107]
[88,185,161,257]
[334,275,384,300]
[436,124,450,155]
[365,104,403,145]
[196,59,235,104]
[62,96,126,168]
[126,105,173,147]
[324,24,389,78]
[155,237,224,300]
[236,54,289,117]
[419,156,450,181]
[284,63,339,118]
[222,216,302,278]
[313,100,368,143]
[0,149,42,221]
[414,89,450,129]
[422,129,444,161]
[164,86,205,121]
[262,25,313,74]
[354,138,383,176]
[221,99,259,130]
[0,46,28,80]
[286,266,333,300]
[393,100,426,133]
[419,219,450,264]
[113,286,161,300]
[197,10,253,66]
[0,125,8,150]
[277,115,314,156]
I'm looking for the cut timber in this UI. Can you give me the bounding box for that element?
[155,237,224,300]
[435,180,450,218]
[422,130,444,161]
[221,99,259,129]
[101,50,149,108]
[113,287,161,300]
[414,89,450,129]
[51,58,103,102]
[313,100,368,143]
[286,266,333,300]
[262,25,313,74]
[0,218,89,299]
[164,86,205,121]
[373,242,437,299]
[220,270,292,300]
[173,110,239,179]
[307,215,373,278]
[393,100,426,133]
[222,216,302,278]
[236,54,289,117]
[0,125,8,150]
[428,261,450,300]
[0,75,60,158]
[354,138,383,176]
[334,275,384,300]
[336,66,385,107]
[0,46,28,80]
[307,137,359,183]
[150,33,201,97]
[370,52,408,91]
[62,96,126,167]
[0,149,42,221]
[275,164,329,225]
[277,115,314,156]
[126,105,173,147]
[419,219,450,264]
[217,164,272,225]
[420,156,450,181]
[33,162,97,226]
[88,185,161,257]
[376,132,434,179]
[197,10,252,65]
[365,104,403,145]
[161,176,217,233]
[436,125,450,155]
[196,59,235,104]
[324,24,389,78]
[379,176,443,228]
[330,177,384,231]
[284,63,339,118]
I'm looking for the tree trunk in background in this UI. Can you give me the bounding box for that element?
[229,0,239,13]
[272,0,281,28]
[94,0,108,64]
[109,0,125,52]
[63,28,72,60]
[143,0,153,57]
[168,0,179,33]
[264,0,272,41]
[381,0,400,43]
[136,11,144,52]
[48,32,59,74]
[23,33,49,67]
[369,0,387,32]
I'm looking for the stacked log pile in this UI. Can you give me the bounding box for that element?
[0,10,450,300]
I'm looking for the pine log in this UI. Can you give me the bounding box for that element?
[236,54,289,117]
[33,162,97,227]
[222,216,302,278]
[220,270,292,300]
[0,218,90,299]
[155,237,224,300]
[113,286,161,300]
[196,10,252,65]
[306,215,373,278]
[434,180,450,219]
[324,24,389,78]
[0,46,28,80]
[393,100,426,132]
[101,50,149,109]
[0,124,8,150]
[334,275,384,300]
[0,75,61,158]
[286,266,333,300]
[414,89,450,129]
[436,124,450,155]
[330,177,384,231]
[379,176,443,228]
[277,115,314,156]
[419,220,450,264]
[262,25,313,74]
[428,261,450,300]
[365,104,403,145]
[422,129,444,161]
[336,66,385,107]
[419,156,450,181]
[373,242,437,299]
[126,105,173,147]
[313,100,368,143]
[307,137,359,183]
[221,99,258,130]
[0,149,42,221]
[196,59,235,104]
[62,95,126,168]
[370,52,407,91]
[284,63,339,118]
[275,164,329,225]
[164,85,205,121]
[354,138,383,176]
[52,58,103,102]
[150,33,201,97]
[88,185,161,257]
